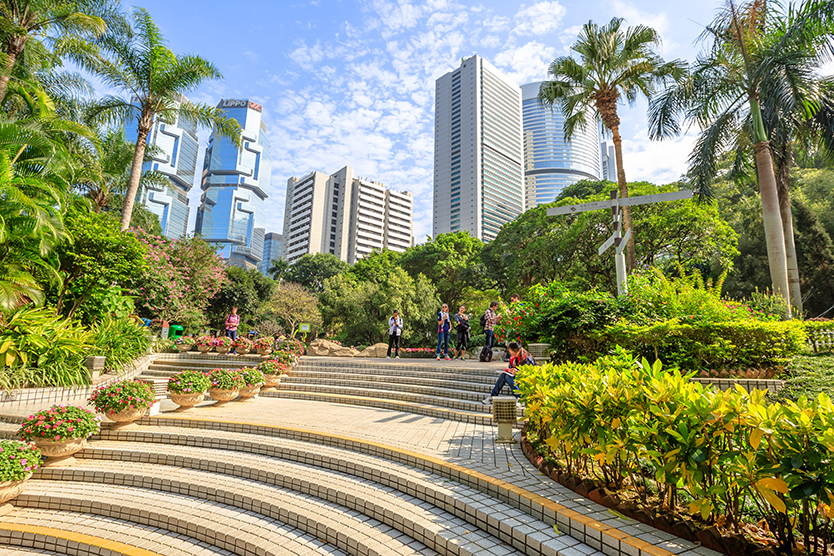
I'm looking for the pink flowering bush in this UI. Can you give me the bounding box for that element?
[215,336,233,348]
[87,380,155,415]
[207,368,246,390]
[268,350,294,367]
[18,405,100,441]
[168,370,210,395]
[253,336,274,350]
[174,336,194,346]
[234,337,253,351]
[194,335,214,348]
[256,359,289,375]
[238,368,265,387]
[276,338,304,358]
[0,440,40,481]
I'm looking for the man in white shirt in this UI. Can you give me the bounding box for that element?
[387,310,403,358]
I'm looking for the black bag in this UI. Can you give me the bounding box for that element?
[479,311,488,328]
[479,346,493,363]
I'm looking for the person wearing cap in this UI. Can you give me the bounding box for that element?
[387,310,403,359]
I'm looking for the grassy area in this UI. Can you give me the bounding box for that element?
[774,350,834,403]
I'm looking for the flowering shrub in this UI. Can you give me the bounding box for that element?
[87,380,155,415]
[234,337,253,351]
[0,440,40,481]
[238,368,265,387]
[174,335,194,346]
[269,350,294,367]
[194,335,214,348]
[18,405,100,441]
[215,336,233,348]
[256,359,289,375]
[207,368,245,390]
[167,370,211,395]
[253,336,274,350]
[276,338,304,358]
[400,347,434,358]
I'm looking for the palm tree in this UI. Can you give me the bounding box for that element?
[268,258,289,282]
[82,8,240,231]
[649,0,834,317]
[0,0,111,103]
[539,18,686,271]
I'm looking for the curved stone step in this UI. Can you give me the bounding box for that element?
[0,509,234,556]
[280,375,495,400]
[288,369,496,388]
[16,478,408,556]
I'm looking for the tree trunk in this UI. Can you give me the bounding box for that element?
[0,39,25,104]
[610,125,636,271]
[120,126,150,231]
[775,149,803,318]
[754,141,793,319]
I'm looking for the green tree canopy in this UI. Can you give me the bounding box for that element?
[207,266,274,328]
[258,281,321,337]
[285,252,349,293]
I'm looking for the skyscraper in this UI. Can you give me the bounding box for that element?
[124,94,198,238]
[521,82,601,207]
[433,56,524,242]
[195,99,271,269]
[282,166,413,264]
[258,232,283,275]
[600,141,618,182]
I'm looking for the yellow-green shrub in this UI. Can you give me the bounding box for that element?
[516,349,834,553]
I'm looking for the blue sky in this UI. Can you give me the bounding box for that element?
[126,0,723,242]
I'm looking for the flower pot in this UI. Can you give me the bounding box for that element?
[0,474,32,514]
[262,373,282,390]
[170,391,206,412]
[237,347,251,355]
[176,344,192,353]
[216,346,231,355]
[257,348,273,356]
[209,388,239,406]
[106,407,146,430]
[238,384,262,402]
[33,437,87,467]
[197,345,212,353]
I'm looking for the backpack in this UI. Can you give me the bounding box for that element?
[479,346,493,363]
[479,311,488,328]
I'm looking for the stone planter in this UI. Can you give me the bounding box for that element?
[0,474,32,514]
[257,348,273,356]
[262,373,282,390]
[170,391,206,412]
[197,345,212,353]
[237,347,251,355]
[209,388,239,406]
[238,384,262,402]
[176,344,192,353]
[33,437,87,467]
[106,407,146,430]
[216,346,231,355]
[527,343,551,361]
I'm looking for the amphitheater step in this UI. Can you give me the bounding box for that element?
[280,375,495,400]
[288,369,497,387]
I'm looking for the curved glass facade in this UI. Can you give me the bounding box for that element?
[521,82,601,207]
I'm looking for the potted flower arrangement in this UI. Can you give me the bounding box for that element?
[257,357,290,390]
[18,405,100,466]
[88,379,155,430]
[0,440,40,507]
[237,368,265,401]
[167,370,210,411]
[174,336,194,352]
[215,335,233,355]
[254,336,274,356]
[194,335,215,353]
[276,338,305,363]
[234,337,254,355]
[207,368,246,406]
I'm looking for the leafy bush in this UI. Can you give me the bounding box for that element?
[267,350,294,367]
[18,405,100,441]
[253,336,274,350]
[469,334,486,347]
[89,316,151,372]
[152,337,175,353]
[275,338,304,358]
[517,351,834,554]
[238,368,264,387]
[256,359,289,375]
[87,380,155,415]
[194,335,214,348]
[806,320,834,353]
[215,335,233,348]
[175,336,194,346]
[0,440,40,480]
[207,368,245,390]
[167,370,210,395]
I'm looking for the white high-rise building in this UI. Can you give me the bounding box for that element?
[600,141,618,182]
[282,166,413,264]
[433,55,524,242]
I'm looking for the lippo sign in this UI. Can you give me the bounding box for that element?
[219,99,262,112]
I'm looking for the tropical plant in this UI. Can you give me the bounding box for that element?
[233,337,253,351]
[267,258,289,281]
[87,379,154,415]
[539,18,686,270]
[206,368,245,391]
[0,440,39,481]
[18,405,100,441]
[89,316,151,373]
[174,335,194,346]
[238,367,264,387]
[81,7,241,230]
[166,370,209,395]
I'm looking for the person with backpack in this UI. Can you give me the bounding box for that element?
[453,305,470,359]
[436,303,452,361]
[482,341,534,404]
[387,309,403,359]
[479,301,500,362]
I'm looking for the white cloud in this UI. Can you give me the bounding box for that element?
[513,1,566,36]
[494,41,556,84]
[243,50,260,63]
[620,130,696,185]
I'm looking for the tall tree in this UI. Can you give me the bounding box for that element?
[649,0,834,317]
[539,18,686,271]
[82,7,240,230]
[284,252,349,293]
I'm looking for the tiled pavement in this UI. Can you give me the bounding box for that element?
[0,355,720,556]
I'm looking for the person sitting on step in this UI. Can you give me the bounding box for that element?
[482,342,534,404]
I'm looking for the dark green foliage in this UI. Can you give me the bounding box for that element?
[207,267,274,329]
[284,253,349,293]
[89,316,151,373]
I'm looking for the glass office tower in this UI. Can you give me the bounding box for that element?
[521,82,601,207]
[124,94,199,238]
[195,99,271,269]
[258,232,283,275]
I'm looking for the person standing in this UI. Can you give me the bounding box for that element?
[436,303,451,361]
[387,310,403,359]
[453,305,470,360]
[483,301,500,350]
[225,307,240,342]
